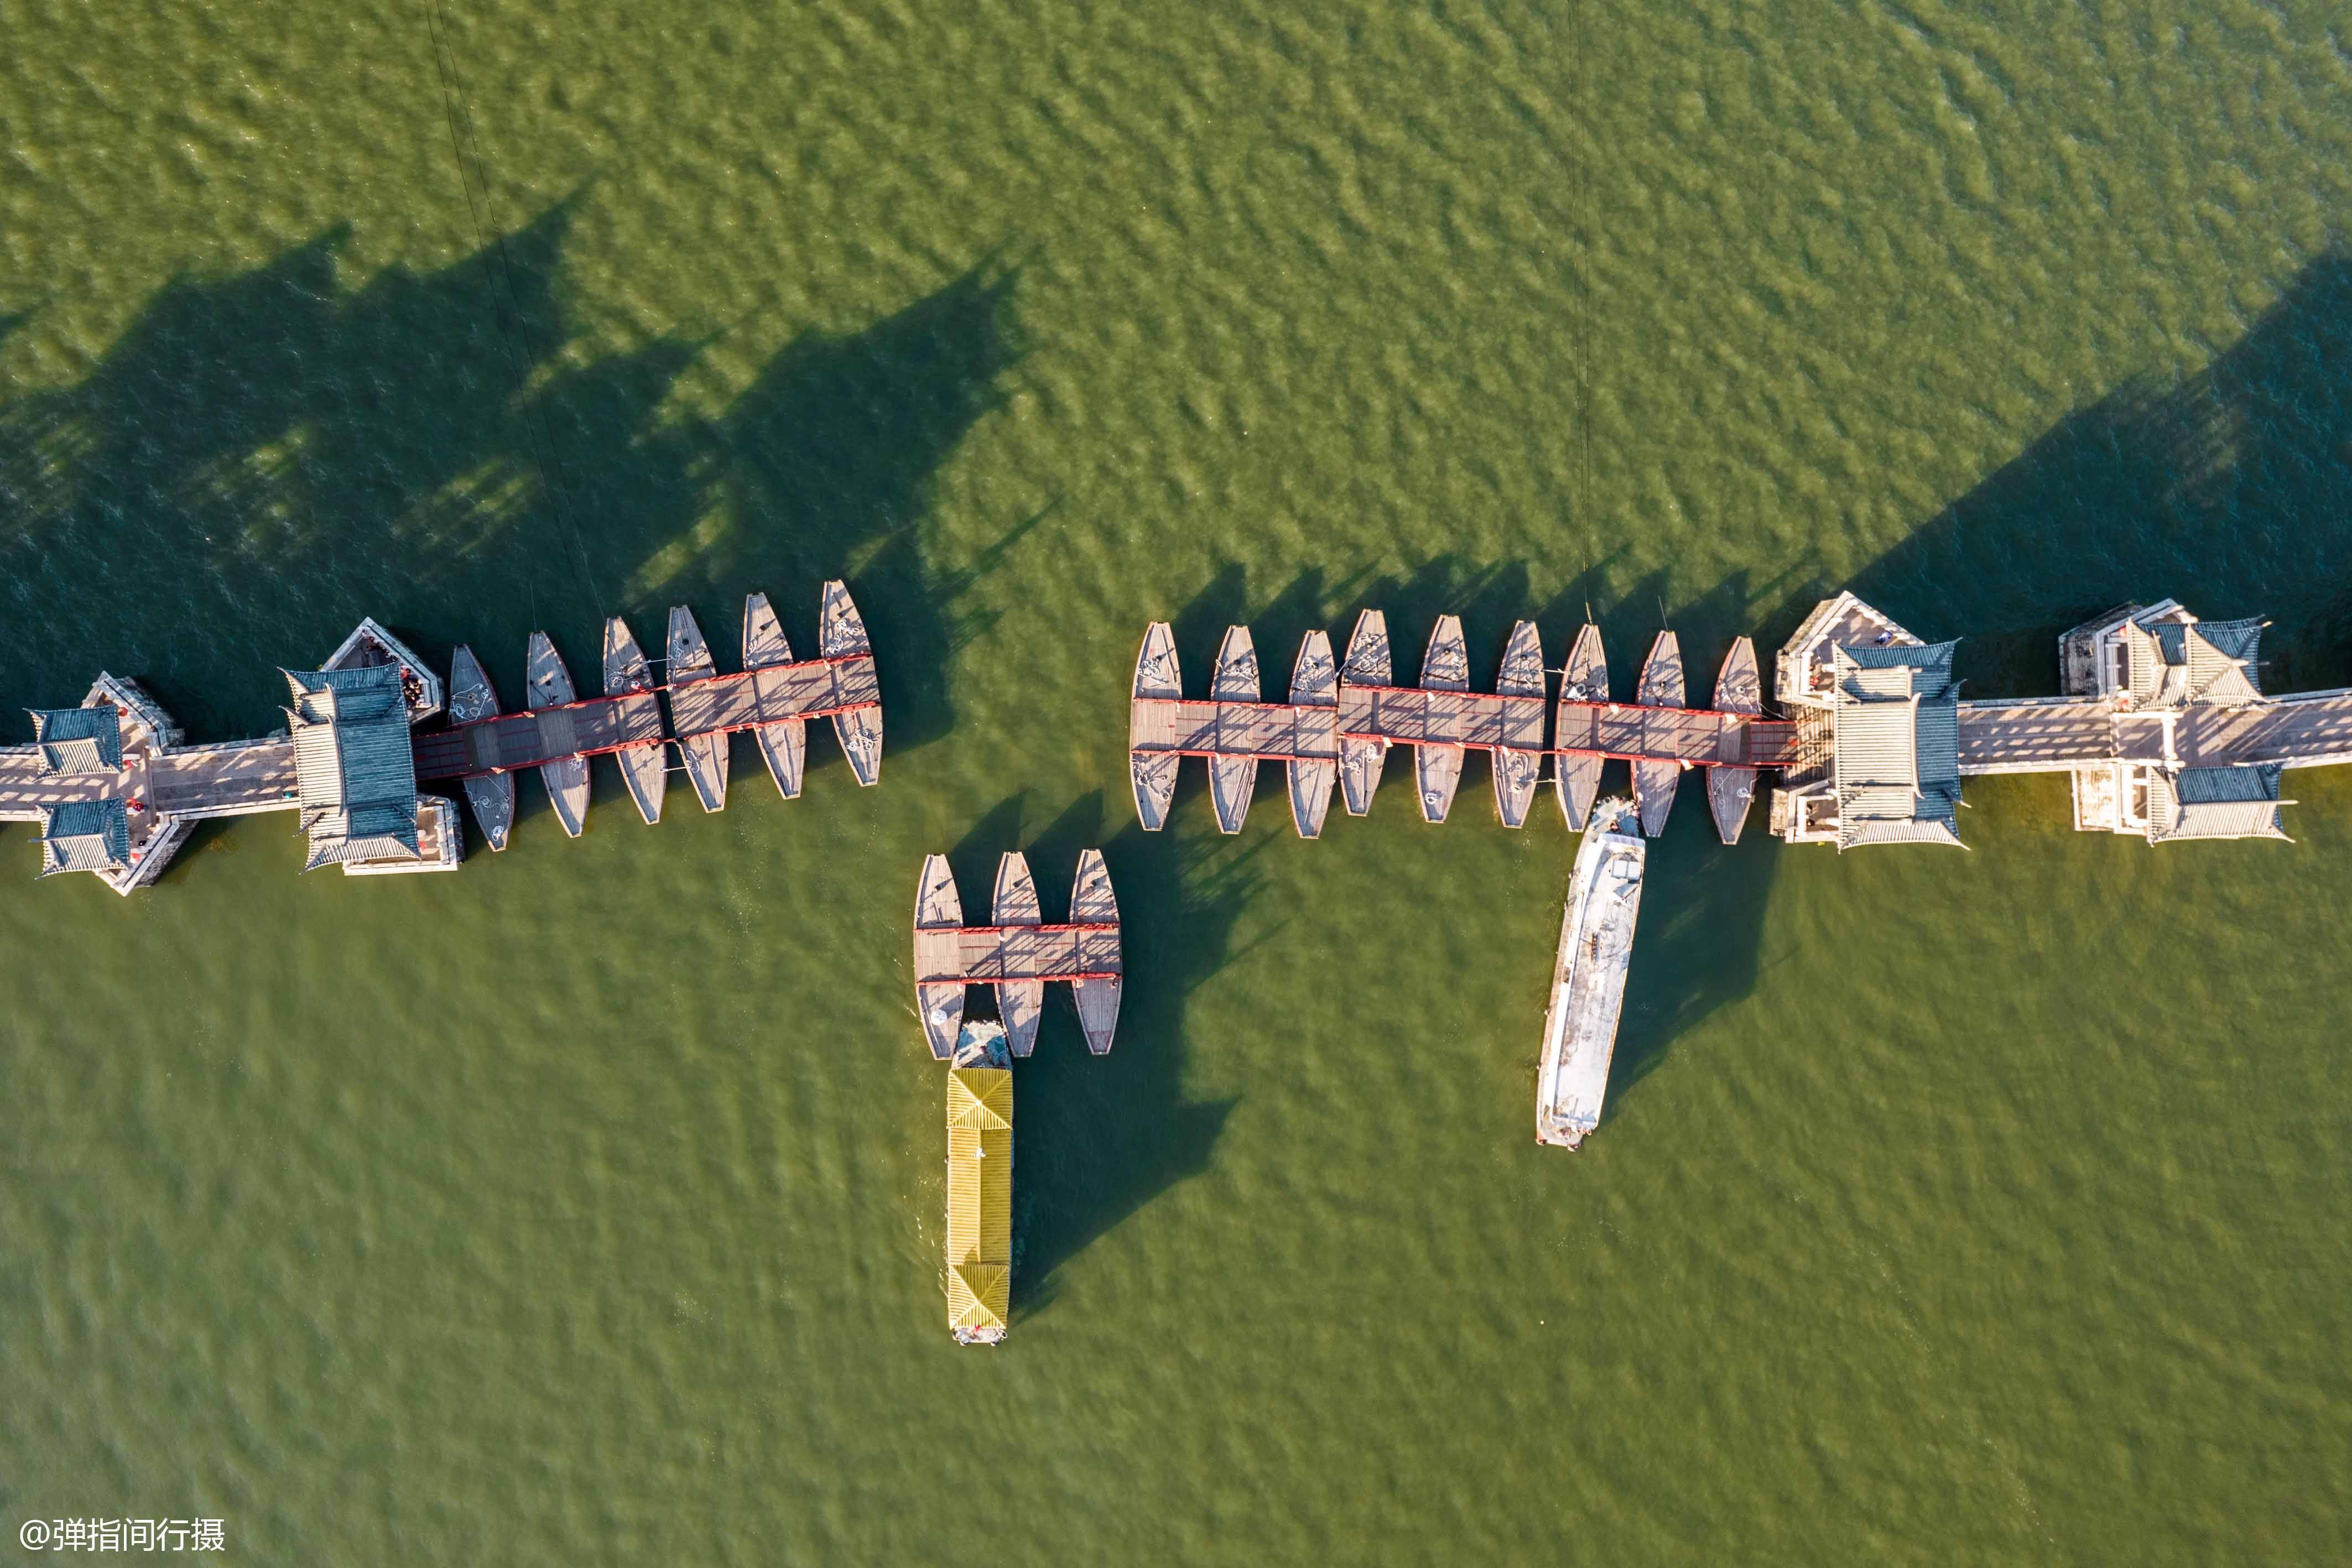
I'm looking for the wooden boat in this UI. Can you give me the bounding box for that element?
[1070,848,1121,1054]
[1414,615,1468,823]
[447,644,513,850]
[602,616,667,825]
[1534,796,1645,1149]
[914,853,966,1060]
[1287,631,1338,838]
[666,606,729,814]
[1338,610,1390,815]
[1632,631,1684,838]
[1129,622,1182,831]
[1208,626,1259,833]
[524,632,590,838]
[819,581,883,786]
[742,592,805,799]
[993,852,1044,1058]
[944,1017,1012,1346]
[1553,622,1608,831]
[1492,619,1545,829]
[1708,636,1763,846]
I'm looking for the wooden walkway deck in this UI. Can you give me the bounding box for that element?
[409,691,667,779]
[1130,617,1801,836]
[913,850,1121,1059]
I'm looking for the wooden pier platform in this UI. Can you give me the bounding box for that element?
[913,850,1122,1059]
[413,582,883,846]
[1129,615,1798,838]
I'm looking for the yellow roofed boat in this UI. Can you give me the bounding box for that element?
[945,1020,1013,1345]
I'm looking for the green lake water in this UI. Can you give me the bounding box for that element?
[4,2,2350,1561]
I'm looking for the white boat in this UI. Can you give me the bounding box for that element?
[1534,796,1646,1149]
[945,1017,1013,1346]
[447,644,514,850]
[525,633,590,838]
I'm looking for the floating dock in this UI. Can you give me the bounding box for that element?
[1130,614,1793,840]
[1534,796,1645,1149]
[913,850,1122,1059]
[8,582,882,891]
[1128,591,2352,848]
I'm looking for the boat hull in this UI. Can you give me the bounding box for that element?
[1553,623,1609,831]
[1535,799,1646,1149]
[525,632,590,838]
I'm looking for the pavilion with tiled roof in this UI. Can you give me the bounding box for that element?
[283,663,423,871]
[1829,639,1965,850]
[2146,763,2291,843]
[39,799,132,877]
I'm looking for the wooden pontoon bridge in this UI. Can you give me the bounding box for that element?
[6,583,881,892]
[912,850,1122,1059]
[910,848,1124,1345]
[1130,591,2352,848]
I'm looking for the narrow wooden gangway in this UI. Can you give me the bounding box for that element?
[1131,614,1798,842]
[913,850,1122,1060]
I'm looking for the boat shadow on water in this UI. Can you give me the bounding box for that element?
[0,191,1042,784]
[936,791,1257,1325]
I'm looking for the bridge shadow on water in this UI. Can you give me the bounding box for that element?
[0,193,1038,773]
[931,790,1258,1323]
[1841,251,2352,694]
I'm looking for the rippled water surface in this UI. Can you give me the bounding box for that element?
[4,3,2350,1562]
